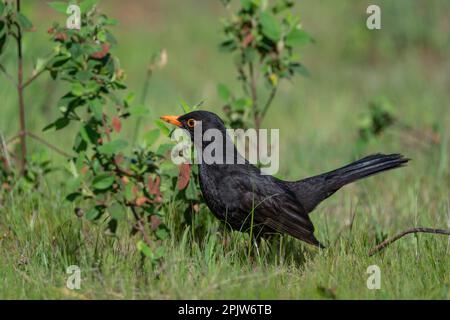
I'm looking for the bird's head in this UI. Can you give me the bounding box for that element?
[161,110,246,165]
[160,110,227,139]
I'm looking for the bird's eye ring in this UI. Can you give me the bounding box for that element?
[187,118,196,128]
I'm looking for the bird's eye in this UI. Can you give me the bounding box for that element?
[187,118,196,128]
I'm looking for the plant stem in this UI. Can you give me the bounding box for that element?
[16,0,27,175]
[132,69,152,145]
[6,131,72,158]
[22,68,46,89]
[261,86,277,120]
[248,62,260,131]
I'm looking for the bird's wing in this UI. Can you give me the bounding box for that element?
[219,172,323,247]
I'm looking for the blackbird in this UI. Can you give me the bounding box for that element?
[161,110,409,247]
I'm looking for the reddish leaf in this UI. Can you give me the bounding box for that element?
[177,163,191,190]
[150,216,161,231]
[112,116,122,133]
[115,154,124,165]
[147,176,162,197]
[132,185,139,196]
[91,43,110,60]
[242,33,254,47]
[54,32,68,42]
[80,166,89,175]
[121,176,129,185]
[135,196,149,206]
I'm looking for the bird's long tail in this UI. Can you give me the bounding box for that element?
[290,153,409,213]
[323,153,409,187]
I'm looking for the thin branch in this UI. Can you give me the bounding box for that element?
[368,227,450,256]
[26,131,73,158]
[237,64,249,95]
[16,0,27,174]
[130,206,152,246]
[260,86,277,120]
[248,62,259,129]
[6,131,72,158]
[22,68,46,89]
[5,133,20,145]
[132,68,153,145]
[0,64,17,86]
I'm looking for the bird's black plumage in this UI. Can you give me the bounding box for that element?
[162,110,409,247]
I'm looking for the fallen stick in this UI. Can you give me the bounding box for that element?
[368,227,450,256]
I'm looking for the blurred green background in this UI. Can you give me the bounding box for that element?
[1,1,449,180]
[0,0,449,299]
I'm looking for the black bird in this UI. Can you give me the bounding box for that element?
[161,111,409,247]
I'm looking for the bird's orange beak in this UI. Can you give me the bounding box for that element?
[160,115,182,127]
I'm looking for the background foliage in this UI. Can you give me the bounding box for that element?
[0,0,449,299]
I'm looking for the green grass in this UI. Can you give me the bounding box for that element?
[1,0,449,299]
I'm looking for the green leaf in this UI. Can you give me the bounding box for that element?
[107,218,118,233]
[124,183,134,202]
[79,0,99,12]
[290,63,310,77]
[75,70,93,82]
[156,143,174,157]
[65,192,81,202]
[129,105,149,117]
[285,28,312,46]
[124,92,135,106]
[156,227,169,240]
[43,117,70,131]
[104,18,118,26]
[34,58,47,74]
[154,120,171,137]
[154,246,165,259]
[144,128,160,147]
[97,30,106,42]
[71,82,85,96]
[79,124,99,144]
[217,84,231,102]
[85,207,101,220]
[179,100,191,113]
[0,2,5,16]
[89,99,103,121]
[98,140,128,155]
[240,0,253,10]
[108,203,126,220]
[0,29,7,55]
[47,2,68,14]
[16,12,33,30]
[92,174,115,190]
[260,11,281,41]
[185,179,198,200]
[137,240,153,258]
[67,176,81,192]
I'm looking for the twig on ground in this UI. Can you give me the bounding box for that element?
[368,227,450,256]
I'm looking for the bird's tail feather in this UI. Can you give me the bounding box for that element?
[325,153,409,188]
[290,153,409,213]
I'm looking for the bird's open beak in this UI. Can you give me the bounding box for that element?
[160,115,182,127]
